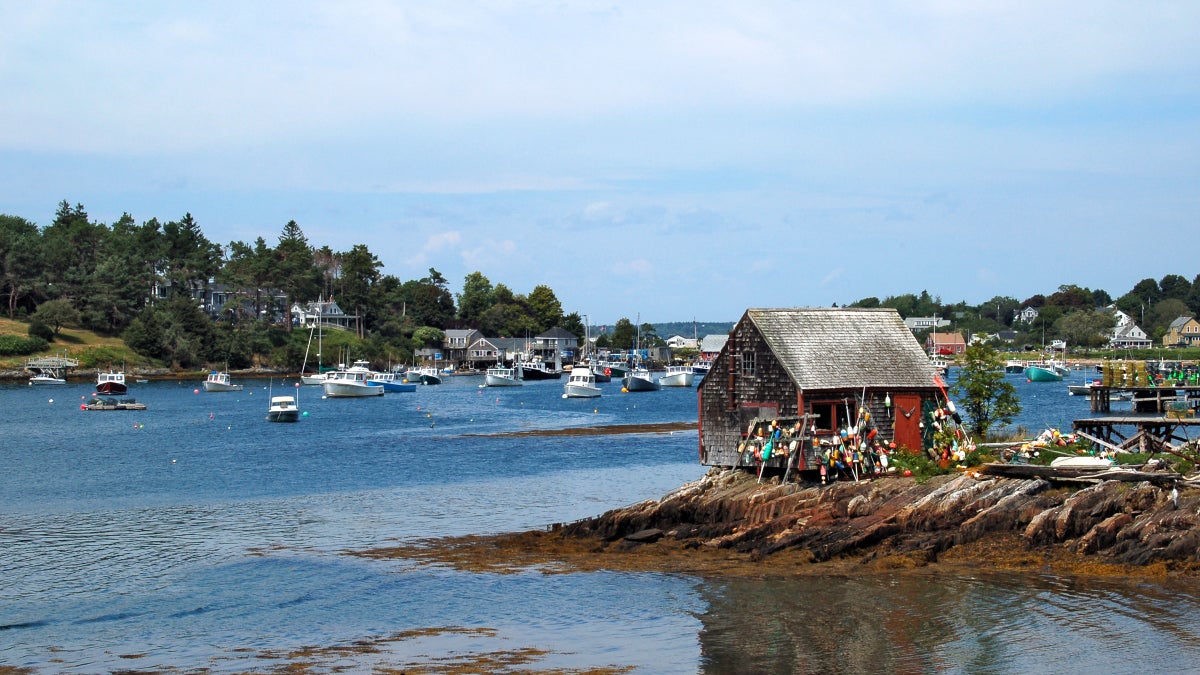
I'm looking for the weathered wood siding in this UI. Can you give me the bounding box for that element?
[699,308,940,471]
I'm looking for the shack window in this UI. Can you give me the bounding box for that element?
[740,351,756,377]
[810,399,855,434]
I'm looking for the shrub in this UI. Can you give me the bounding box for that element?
[28,319,55,342]
[0,334,49,356]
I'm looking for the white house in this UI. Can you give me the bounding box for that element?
[903,316,951,331]
[666,335,698,349]
[1014,307,1040,323]
[1109,323,1152,349]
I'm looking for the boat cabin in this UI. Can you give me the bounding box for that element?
[698,308,943,474]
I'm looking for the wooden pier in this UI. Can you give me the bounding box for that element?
[1073,415,1200,461]
[1088,386,1200,414]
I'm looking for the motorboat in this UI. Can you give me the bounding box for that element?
[266,395,300,422]
[1004,359,1025,374]
[659,364,695,388]
[622,365,660,392]
[690,360,712,381]
[930,355,949,376]
[589,363,613,383]
[96,370,128,395]
[409,366,442,385]
[202,370,243,392]
[517,357,562,380]
[29,373,66,385]
[564,365,601,398]
[369,370,417,392]
[485,364,523,387]
[1024,364,1063,382]
[322,361,384,397]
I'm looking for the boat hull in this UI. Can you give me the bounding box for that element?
[381,381,417,392]
[323,382,384,397]
[519,368,561,380]
[485,369,522,386]
[622,374,660,392]
[659,371,695,387]
[96,382,127,395]
[1024,366,1063,382]
[564,383,602,398]
[203,381,243,392]
[300,374,328,386]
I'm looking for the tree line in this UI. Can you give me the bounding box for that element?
[3,201,1197,368]
[847,277,1200,349]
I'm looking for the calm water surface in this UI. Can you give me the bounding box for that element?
[3,369,1200,673]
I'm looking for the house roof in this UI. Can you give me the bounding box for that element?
[929,333,966,346]
[1168,316,1196,329]
[537,327,577,340]
[700,334,728,353]
[744,307,939,391]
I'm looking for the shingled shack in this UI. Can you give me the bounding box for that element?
[698,307,942,473]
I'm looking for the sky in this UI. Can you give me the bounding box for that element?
[1,2,1198,326]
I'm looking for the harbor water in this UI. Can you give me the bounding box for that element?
[3,368,1200,673]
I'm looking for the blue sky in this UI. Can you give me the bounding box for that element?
[2,2,1197,325]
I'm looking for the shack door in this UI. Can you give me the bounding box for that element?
[891,393,924,452]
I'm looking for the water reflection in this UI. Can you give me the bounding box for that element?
[696,570,1200,674]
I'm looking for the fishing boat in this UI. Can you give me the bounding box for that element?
[622,364,660,392]
[369,370,417,392]
[659,364,695,388]
[322,361,384,397]
[517,355,562,380]
[96,370,128,395]
[202,370,243,392]
[589,362,613,383]
[1005,359,1025,374]
[409,365,442,385]
[266,395,300,422]
[563,365,601,398]
[1024,363,1063,382]
[485,363,523,387]
[690,359,712,381]
[930,355,949,376]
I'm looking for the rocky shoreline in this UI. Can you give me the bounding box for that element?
[359,468,1200,579]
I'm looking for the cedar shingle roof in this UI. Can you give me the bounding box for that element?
[745,307,939,391]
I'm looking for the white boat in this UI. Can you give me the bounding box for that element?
[930,355,949,376]
[690,360,712,379]
[409,365,442,385]
[266,395,300,422]
[202,370,243,392]
[563,366,601,398]
[29,373,66,385]
[659,364,695,388]
[96,370,128,395]
[485,364,523,387]
[622,365,660,392]
[322,361,384,397]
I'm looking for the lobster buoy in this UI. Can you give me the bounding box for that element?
[604,367,611,376]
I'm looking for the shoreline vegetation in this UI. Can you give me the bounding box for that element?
[355,467,1200,580]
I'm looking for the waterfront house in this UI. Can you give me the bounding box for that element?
[1015,306,1040,324]
[1163,316,1200,347]
[291,298,357,331]
[699,334,728,361]
[1110,323,1152,350]
[698,308,942,471]
[443,329,483,366]
[926,331,967,355]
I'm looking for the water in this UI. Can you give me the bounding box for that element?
[3,370,1200,673]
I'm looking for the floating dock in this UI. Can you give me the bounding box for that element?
[83,399,147,411]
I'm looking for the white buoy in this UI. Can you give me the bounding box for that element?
[48,398,54,404]
[561,394,567,399]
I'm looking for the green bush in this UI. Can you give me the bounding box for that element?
[0,334,49,356]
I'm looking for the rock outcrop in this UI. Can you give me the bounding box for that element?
[558,468,1200,573]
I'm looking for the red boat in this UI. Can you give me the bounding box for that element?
[96,370,128,395]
